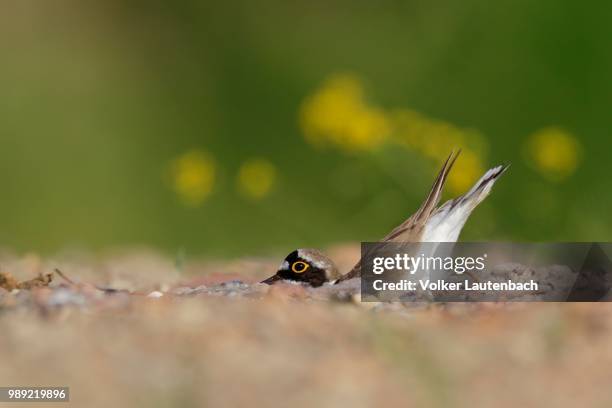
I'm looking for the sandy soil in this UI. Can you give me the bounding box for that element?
[1,246,611,408]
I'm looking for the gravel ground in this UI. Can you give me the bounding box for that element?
[1,247,611,407]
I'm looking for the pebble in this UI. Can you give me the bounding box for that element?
[47,288,86,307]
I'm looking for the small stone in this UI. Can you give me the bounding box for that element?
[47,288,86,307]
[171,286,197,296]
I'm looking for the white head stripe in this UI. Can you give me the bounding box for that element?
[297,249,328,269]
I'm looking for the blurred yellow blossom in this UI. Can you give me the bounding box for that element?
[391,109,487,161]
[237,158,277,200]
[389,109,429,149]
[525,127,582,181]
[300,73,491,195]
[390,109,487,194]
[299,74,390,151]
[168,150,215,206]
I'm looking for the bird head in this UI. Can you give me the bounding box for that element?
[262,249,340,287]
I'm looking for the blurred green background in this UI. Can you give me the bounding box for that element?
[0,0,610,256]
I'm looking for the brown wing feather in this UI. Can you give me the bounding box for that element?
[336,150,460,282]
[382,149,460,242]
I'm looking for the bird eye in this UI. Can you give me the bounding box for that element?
[291,261,309,273]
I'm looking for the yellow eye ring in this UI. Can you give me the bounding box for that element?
[291,261,310,273]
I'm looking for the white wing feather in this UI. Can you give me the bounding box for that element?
[422,165,508,243]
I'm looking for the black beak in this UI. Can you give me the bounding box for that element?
[261,273,283,285]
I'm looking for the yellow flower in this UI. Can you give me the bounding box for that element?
[389,109,428,149]
[299,74,389,151]
[525,127,582,181]
[168,150,215,206]
[237,158,277,200]
[300,74,491,194]
[391,108,487,161]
